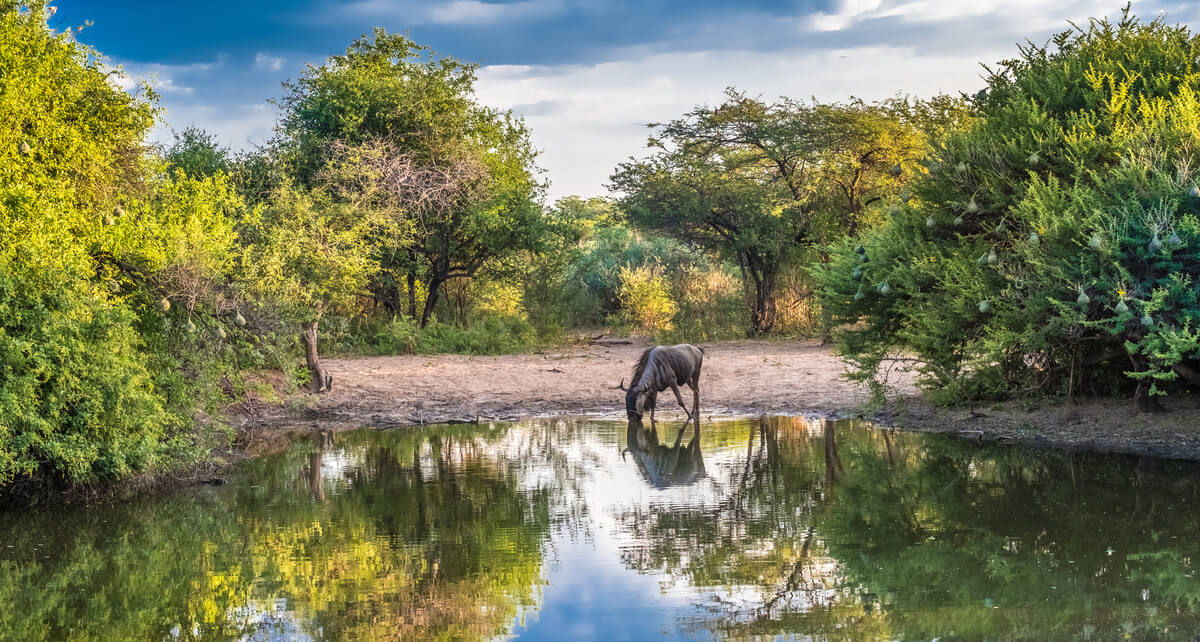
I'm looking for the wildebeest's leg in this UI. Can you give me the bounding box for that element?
[669,383,691,420]
[690,375,701,435]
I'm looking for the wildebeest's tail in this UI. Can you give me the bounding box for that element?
[630,346,654,386]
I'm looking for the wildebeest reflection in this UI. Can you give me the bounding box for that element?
[622,420,705,488]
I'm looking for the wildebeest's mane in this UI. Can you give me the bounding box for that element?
[630,346,655,389]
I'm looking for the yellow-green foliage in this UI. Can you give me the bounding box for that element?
[238,185,373,323]
[774,267,823,335]
[663,264,746,341]
[0,4,254,485]
[0,221,166,483]
[817,10,1200,405]
[616,264,678,334]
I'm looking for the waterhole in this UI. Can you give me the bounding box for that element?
[3,417,1199,640]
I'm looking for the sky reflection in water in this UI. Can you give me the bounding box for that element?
[3,417,1200,641]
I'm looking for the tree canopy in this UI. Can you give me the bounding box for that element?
[612,89,928,334]
[273,29,547,328]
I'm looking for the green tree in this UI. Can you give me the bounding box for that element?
[611,89,925,335]
[274,30,546,327]
[0,2,187,484]
[162,126,231,179]
[274,29,477,186]
[816,10,1200,410]
[239,185,373,392]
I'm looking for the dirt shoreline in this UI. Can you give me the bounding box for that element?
[235,338,1200,461]
[11,339,1200,508]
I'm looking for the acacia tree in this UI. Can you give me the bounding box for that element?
[274,30,544,326]
[321,129,544,327]
[611,89,925,335]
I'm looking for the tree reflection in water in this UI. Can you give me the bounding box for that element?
[3,418,1200,640]
[0,423,553,641]
[615,417,1200,641]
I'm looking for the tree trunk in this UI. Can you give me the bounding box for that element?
[749,265,777,336]
[820,305,833,345]
[818,254,833,344]
[737,252,778,336]
[372,278,401,316]
[420,277,444,328]
[301,319,329,393]
[1128,352,1164,413]
[407,269,418,320]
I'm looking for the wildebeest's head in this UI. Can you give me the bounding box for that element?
[618,378,644,421]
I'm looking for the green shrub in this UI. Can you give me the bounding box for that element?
[615,264,678,334]
[0,4,259,485]
[563,225,698,326]
[815,10,1200,409]
[660,264,746,342]
[329,315,538,356]
[0,235,166,484]
[416,316,537,355]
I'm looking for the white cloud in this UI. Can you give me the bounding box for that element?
[477,45,995,200]
[118,0,1189,202]
[473,0,1184,200]
[151,102,278,150]
[806,0,1128,32]
[117,57,223,96]
[254,52,285,72]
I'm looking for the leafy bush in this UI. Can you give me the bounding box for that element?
[0,5,259,485]
[815,10,1200,409]
[562,225,697,325]
[330,315,538,356]
[0,240,166,483]
[661,264,746,342]
[615,264,678,334]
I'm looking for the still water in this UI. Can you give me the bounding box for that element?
[3,417,1200,641]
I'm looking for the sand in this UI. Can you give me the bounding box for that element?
[234,338,1200,461]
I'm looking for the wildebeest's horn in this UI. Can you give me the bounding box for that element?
[616,378,627,391]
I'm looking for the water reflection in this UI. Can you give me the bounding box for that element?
[3,418,1200,640]
[623,420,705,488]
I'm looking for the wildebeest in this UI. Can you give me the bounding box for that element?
[618,344,703,428]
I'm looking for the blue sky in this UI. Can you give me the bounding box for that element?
[55,0,1200,199]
